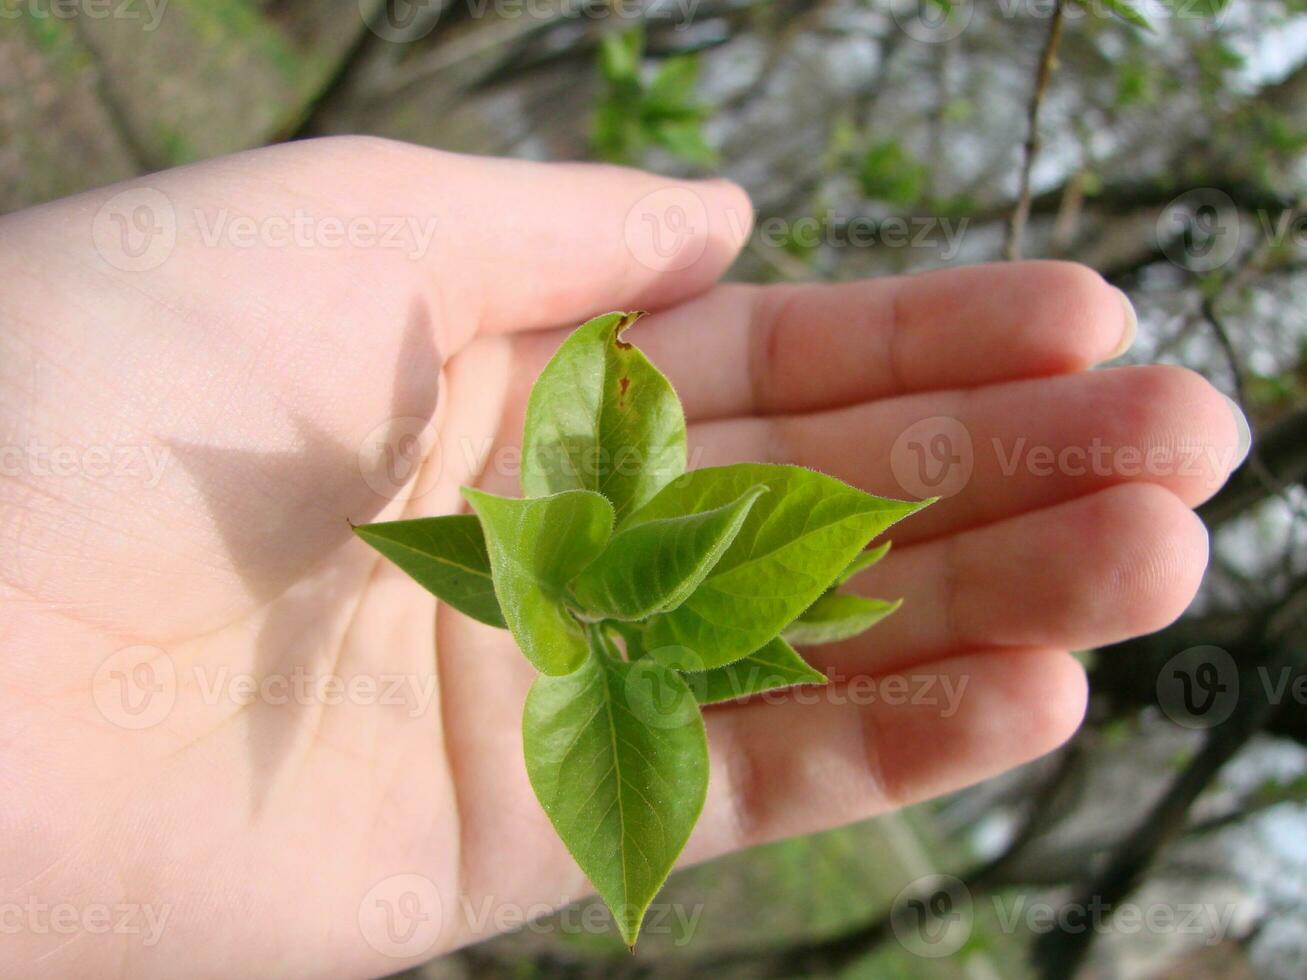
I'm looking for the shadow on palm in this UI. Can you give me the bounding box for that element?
[166,301,440,808]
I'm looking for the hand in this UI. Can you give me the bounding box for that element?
[0,137,1243,978]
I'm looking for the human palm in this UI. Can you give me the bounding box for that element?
[0,137,1241,978]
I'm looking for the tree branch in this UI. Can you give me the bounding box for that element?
[1005,1,1065,261]
[1034,593,1307,977]
[1198,404,1307,527]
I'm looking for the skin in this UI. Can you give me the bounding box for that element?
[0,137,1243,978]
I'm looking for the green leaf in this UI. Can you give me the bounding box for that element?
[352,515,505,629]
[647,55,700,111]
[523,642,708,947]
[522,311,687,523]
[632,464,931,669]
[694,636,827,705]
[462,488,613,675]
[784,594,901,646]
[833,541,891,588]
[599,28,643,84]
[651,119,719,168]
[571,486,767,621]
[857,139,928,208]
[1080,0,1153,30]
[592,100,643,164]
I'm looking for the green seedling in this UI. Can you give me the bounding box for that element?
[354,312,933,947]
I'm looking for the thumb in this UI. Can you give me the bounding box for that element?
[392,148,755,344]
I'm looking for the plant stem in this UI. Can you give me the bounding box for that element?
[587,621,623,661]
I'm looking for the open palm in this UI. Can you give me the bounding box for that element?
[0,137,1242,978]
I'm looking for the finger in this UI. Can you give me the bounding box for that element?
[804,483,1208,678]
[688,364,1243,546]
[410,149,754,339]
[638,260,1134,420]
[686,647,1085,859]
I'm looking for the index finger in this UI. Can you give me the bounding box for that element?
[638,260,1136,421]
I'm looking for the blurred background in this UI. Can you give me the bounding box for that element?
[5,0,1307,976]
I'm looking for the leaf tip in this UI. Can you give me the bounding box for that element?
[610,310,648,349]
[616,310,647,337]
[913,495,941,512]
[460,486,489,509]
[616,915,642,950]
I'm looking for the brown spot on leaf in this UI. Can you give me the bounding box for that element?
[613,310,646,348]
[618,375,631,407]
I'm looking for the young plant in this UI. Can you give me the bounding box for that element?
[590,28,718,168]
[354,312,932,947]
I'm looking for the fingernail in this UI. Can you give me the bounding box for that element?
[1221,394,1252,470]
[1108,287,1137,360]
